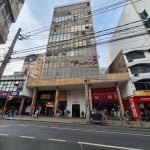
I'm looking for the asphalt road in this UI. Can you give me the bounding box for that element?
[0,119,150,150]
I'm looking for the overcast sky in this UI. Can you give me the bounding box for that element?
[1,0,123,75]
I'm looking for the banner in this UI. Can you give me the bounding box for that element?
[21,54,38,76]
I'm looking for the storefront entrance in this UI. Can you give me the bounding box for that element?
[92,88,118,115]
[72,104,80,117]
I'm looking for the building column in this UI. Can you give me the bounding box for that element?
[30,87,38,115]
[116,83,125,120]
[54,87,59,116]
[85,80,90,122]
[18,98,25,115]
[88,85,92,111]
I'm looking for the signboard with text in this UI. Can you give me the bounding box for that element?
[0,91,19,97]
[134,90,150,96]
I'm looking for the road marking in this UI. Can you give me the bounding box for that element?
[0,133,8,136]
[20,136,35,139]
[78,142,143,150]
[48,138,66,142]
[12,124,31,127]
[50,127,150,137]
[0,125,11,128]
[17,124,30,127]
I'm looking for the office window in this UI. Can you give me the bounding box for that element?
[134,79,150,90]
[130,64,150,74]
[126,51,145,60]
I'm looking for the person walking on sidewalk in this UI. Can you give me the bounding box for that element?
[35,108,39,118]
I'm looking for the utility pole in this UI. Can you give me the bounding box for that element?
[0,28,21,79]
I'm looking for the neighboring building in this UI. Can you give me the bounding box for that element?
[0,0,25,44]
[106,0,150,66]
[25,1,129,119]
[0,72,32,114]
[42,0,99,79]
[107,0,150,121]
[28,57,44,80]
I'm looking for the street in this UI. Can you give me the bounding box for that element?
[0,120,149,150]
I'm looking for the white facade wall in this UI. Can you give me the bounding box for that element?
[120,80,135,98]
[67,89,86,117]
[106,0,150,66]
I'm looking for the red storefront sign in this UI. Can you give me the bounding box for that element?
[128,97,139,121]
[92,88,118,101]
[133,97,150,103]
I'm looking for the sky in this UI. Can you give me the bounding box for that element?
[0,0,123,75]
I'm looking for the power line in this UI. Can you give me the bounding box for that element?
[10,29,150,61]
[11,19,145,55]
[16,0,140,39]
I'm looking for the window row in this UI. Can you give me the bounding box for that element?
[134,79,150,90]
[0,86,23,92]
[126,51,145,61]
[130,64,150,74]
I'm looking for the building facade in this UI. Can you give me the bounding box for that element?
[42,0,99,79]
[107,0,150,121]
[0,0,25,44]
[25,1,130,120]
[0,72,32,115]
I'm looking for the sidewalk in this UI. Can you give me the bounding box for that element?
[2,115,87,124]
[1,115,150,128]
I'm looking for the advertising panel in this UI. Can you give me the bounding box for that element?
[21,54,38,76]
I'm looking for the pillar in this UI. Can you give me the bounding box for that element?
[19,98,25,115]
[30,87,38,115]
[116,83,125,120]
[54,87,59,116]
[88,85,92,111]
[85,80,90,122]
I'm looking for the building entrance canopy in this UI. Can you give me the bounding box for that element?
[26,73,129,90]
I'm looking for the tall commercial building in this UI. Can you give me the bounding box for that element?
[42,0,99,79]
[26,0,129,119]
[0,0,25,44]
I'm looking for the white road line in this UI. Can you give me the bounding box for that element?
[78,142,143,150]
[17,124,30,127]
[12,124,30,127]
[50,127,150,137]
[0,125,11,128]
[48,138,66,142]
[20,136,35,139]
[0,133,8,136]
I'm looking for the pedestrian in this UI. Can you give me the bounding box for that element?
[0,109,3,118]
[35,108,39,118]
[124,110,130,124]
[81,110,84,118]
